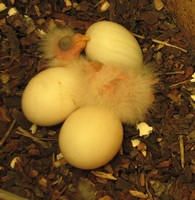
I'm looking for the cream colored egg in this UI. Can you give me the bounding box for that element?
[22,67,81,126]
[85,21,143,71]
[59,106,123,169]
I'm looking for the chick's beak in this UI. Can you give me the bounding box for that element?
[55,33,90,60]
[71,33,90,56]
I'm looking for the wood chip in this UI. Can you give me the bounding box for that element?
[179,135,185,168]
[153,0,164,11]
[98,195,113,200]
[129,190,148,198]
[91,171,117,181]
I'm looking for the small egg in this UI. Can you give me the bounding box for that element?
[85,21,143,71]
[59,106,123,169]
[22,66,82,126]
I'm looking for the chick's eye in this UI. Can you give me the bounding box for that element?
[58,36,72,51]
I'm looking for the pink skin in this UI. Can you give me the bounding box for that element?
[89,62,154,103]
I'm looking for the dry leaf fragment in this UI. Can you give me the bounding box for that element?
[150,180,167,197]
[98,1,110,12]
[1,73,10,84]
[191,73,195,82]
[153,0,164,11]
[8,7,18,16]
[137,142,147,152]
[53,158,67,168]
[29,169,39,178]
[39,177,48,187]
[10,0,15,4]
[91,171,117,181]
[0,106,10,122]
[129,190,148,198]
[29,124,37,134]
[140,171,145,187]
[64,0,72,7]
[157,160,172,168]
[98,195,113,200]
[10,156,20,169]
[33,5,41,16]
[0,3,7,11]
[131,139,141,147]
[179,135,185,168]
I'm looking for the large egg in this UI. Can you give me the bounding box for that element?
[22,67,82,126]
[85,21,143,71]
[59,107,123,169]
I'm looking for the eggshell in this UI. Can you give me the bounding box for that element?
[59,106,123,169]
[85,21,143,71]
[22,66,83,126]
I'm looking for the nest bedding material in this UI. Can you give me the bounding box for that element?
[0,0,194,200]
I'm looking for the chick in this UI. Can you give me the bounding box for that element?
[39,27,156,124]
[40,27,89,67]
[79,62,156,124]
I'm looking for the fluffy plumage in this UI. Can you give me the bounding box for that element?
[79,62,156,124]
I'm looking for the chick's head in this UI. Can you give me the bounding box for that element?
[40,28,89,61]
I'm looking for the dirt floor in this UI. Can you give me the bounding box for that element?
[0,0,195,200]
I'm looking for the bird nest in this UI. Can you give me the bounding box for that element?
[0,1,194,200]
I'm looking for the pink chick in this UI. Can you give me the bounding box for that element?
[39,27,156,124]
[40,27,90,67]
[78,62,156,124]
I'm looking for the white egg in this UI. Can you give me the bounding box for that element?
[59,106,123,169]
[22,66,83,126]
[85,21,143,71]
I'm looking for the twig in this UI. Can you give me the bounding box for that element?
[165,71,185,75]
[0,55,20,63]
[169,80,190,88]
[16,126,57,149]
[0,119,16,147]
[152,38,187,52]
[179,135,185,169]
[145,181,154,200]
[0,189,28,200]
[132,33,145,39]
[64,0,72,7]
[132,33,187,53]
[52,185,67,200]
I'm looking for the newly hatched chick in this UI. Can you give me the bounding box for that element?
[79,63,156,124]
[40,27,89,67]
[39,27,156,124]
